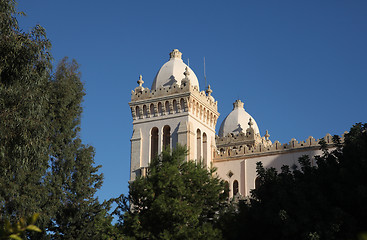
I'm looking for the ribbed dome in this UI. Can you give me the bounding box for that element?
[218,100,260,137]
[151,49,199,90]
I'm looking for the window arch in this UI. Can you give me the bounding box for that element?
[150,104,155,117]
[197,129,201,162]
[165,101,170,114]
[202,133,207,166]
[163,125,171,150]
[143,105,148,118]
[255,177,261,189]
[173,100,178,113]
[224,181,230,199]
[158,102,163,116]
[151,127,159,160]
[233,180,239,196]
[136,106,140,119]
[180,98,185,112]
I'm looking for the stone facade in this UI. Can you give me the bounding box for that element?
[129,49,343,198]
[129,50,219,181]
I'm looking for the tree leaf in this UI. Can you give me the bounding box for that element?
[26,224,42,233]
[30,213,39,224]
[9,234,23,240]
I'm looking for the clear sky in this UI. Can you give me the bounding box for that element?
[16,0,367,203]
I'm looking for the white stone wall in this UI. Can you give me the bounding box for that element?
[130,111,217,180]
[187,115,216,167]
[214,148,326,198]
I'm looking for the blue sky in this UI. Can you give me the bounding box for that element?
[17,0,367,203]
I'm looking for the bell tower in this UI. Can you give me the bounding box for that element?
[129,49,219,181]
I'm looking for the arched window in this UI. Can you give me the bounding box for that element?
[143,105,148,118]
[136,106,140,119]
[151,127,158,160]
[197,129,201,162]
[224,181,230,199]
[173,100,178,113]
[163,125,171,150]
[165,101,170,114]
[255,177,261,189]
[180,98,185,112]
[233,180,239,196]
[150,104,155,117]
[158,102,163,116]
[203,133,207,166]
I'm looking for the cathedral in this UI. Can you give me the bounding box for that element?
[129,49,339,198]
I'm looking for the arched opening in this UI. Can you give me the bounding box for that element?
[143,105,148,118]
[135,106,140,119]
[158,102,163,116]
[150,104,155,117]
[165,101,170,114]
[173,100,178,113]
[163,125,171,150]
[151,127,158,160]
[233,180,239,196]
[224,181,230,199]
[203,133,207,166]
[255,177,261,189]
[180,98,185,112]
[197,129,201,162]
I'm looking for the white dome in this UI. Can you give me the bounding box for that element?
[218,100,260,137]
[151,49,200,90]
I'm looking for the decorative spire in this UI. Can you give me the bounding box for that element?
[137,75,144,87]
[233,100,244,109]
[265,130,270,140]
[206,85,213,96]
[248,118,253,128]
[181,67,191,86]
[135,75,144,93]
[184,66,190,77]
[169,49,182,59]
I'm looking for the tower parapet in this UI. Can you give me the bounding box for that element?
[214,132,346,161]
[129,76,219,130]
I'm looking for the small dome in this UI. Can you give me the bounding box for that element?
[151,49,200,90]
[218,100,260,137]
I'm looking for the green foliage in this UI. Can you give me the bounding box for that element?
[116,146,228,240]
[0,213,41,240]
[219,123,367,240]
[0,0,112,239]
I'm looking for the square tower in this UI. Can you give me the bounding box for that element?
[129,49,219,181]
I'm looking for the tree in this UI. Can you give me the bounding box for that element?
[0,1,111,239]
[219,123,367,240]
[0,0,54,228]
[116,146,228,240]
[46,59,108,240]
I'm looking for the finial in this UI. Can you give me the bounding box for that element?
[184,67,190,77]
[265,130,270,140]
[135,75,145,93]
[137,75,144,87]
[248,118,253,128]
[181,67,191,86]
[206,85,212,96]
[233,100,244,109]
[169,49,182,59]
